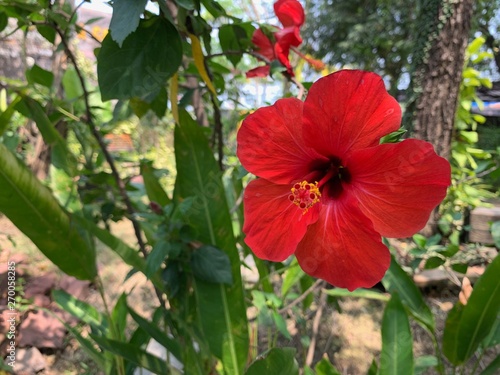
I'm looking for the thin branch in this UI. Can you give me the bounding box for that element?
[291,77,305,100]
[55,26,147,255]
[0,26,22,41]
[305,290,327,367]
[229,190,244,214]
[53,22,168,307]
[277,279,324,314]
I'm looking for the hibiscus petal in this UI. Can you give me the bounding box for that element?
[274,26,302,74]
[251,28,275,61]
[237,98,328,184]
[243,178,321,261]
[274,0,305,28]
[295,195,390,290]
[303,70,402,158]
[246,66,271,78]
[346,139,451,238]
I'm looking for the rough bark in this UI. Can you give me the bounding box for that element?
[412,0,474,161]
[409,0,473,235]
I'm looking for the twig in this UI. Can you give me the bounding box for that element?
[305,290,327,367]
[291,77,305,100]
[277,279,324,314]
[54,26,147,256]
[229,191,244,214]
[0,26,22,41]
[52,21,168,308]
[210,94,224,170]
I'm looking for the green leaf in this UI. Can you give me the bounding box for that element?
[451,263,468,274]
[62,67,84,100]
[414,355,438,375]
[26,64,54,88]
[219,23,255,67]
[174,0,197,10]
[112,293,128,340]
[36,24,56,43]
[174,110,248,374]
[480,355,500,375]
[145,240,171,278]
[323,288,390,301]
[367,359,378,375]
[491,221,500,248]
[0,95,21,137]
[140,160,171,207]
[424,256,445,269]
[380,293,413,375]
[191,245,233,285]
[98,18,182,101]
[245,348,299,375]
[127,306,182,361]
[0,144,96,280]
[482,313,500,348]
[109,0,148,47]
[314,357,341,375]
[380,128,407,144]
[200,0,227,18]
[271,311,291,339]
[443,254,500,365]
[15,96,77,176]
[438,244,459,258]
[52,289,107,333]
[0,12,8,32]
[53,312,107,369]
[412,234,427,248]
[282,258,304,296]
[90,335,182,375]
[382,256,434,331]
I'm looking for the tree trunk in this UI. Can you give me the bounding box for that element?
[412,0,473,161]
[408,0,473,235]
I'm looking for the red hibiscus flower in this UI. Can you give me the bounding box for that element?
[237,70,451,290]
[246,0,305,78]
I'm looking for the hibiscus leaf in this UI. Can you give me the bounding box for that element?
[109,0,148,47]
[379,293,414,375]
[174,109,248,375]
[219,23,255,67]
[98,18,182,101]
[191,245,233,285]
[382,256,435,331]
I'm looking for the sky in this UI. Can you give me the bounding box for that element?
[81,0,112,14]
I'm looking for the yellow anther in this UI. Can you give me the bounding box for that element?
[288,181,321,214]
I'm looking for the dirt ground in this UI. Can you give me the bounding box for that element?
[1,216,498,375]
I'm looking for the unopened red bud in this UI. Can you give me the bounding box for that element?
[149,201,163,214]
